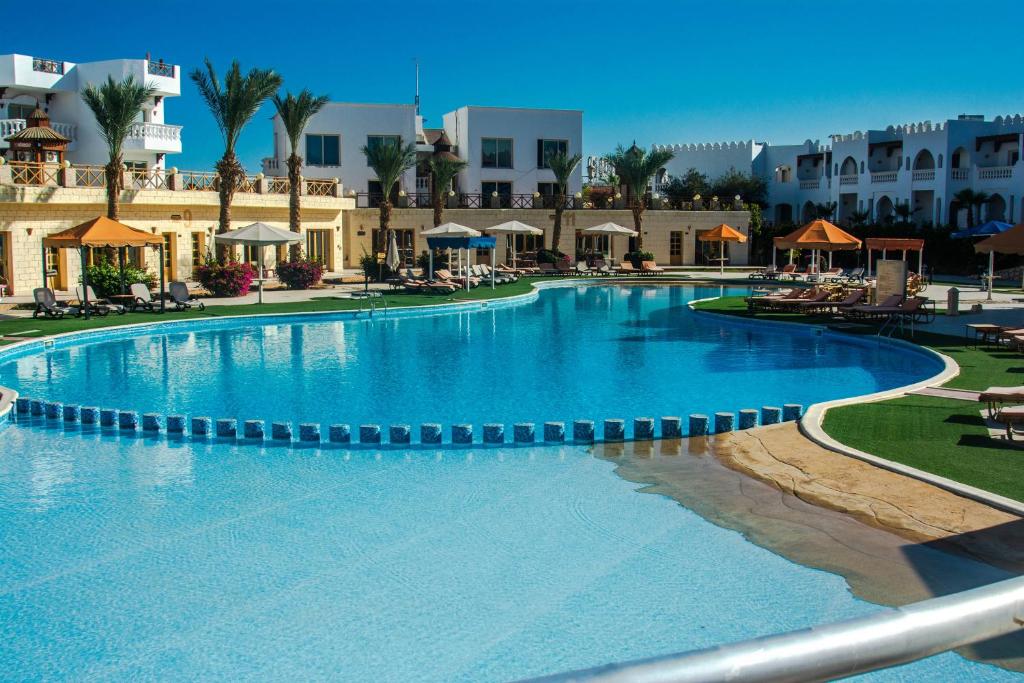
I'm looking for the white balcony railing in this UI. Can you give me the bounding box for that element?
[126,122,181,143]
[799,178,820,190]
[870,171,897,184]
[0,118,77,142]
[912,169,935,182]
[839,174,858,186]
[978,166,1013,180]
[951,168,970,181]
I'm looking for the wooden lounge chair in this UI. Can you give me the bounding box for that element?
[575,261,594,276]
[537,262,557,276]
[435,268,479,288]
[775,288,829,311]
[32,288,79,319]
[993,405,1024,440]
[798,288,865,314]
[615,261,637,275]
[778,264,799,280]
[555,259,575,275]
[641,261,665,275]
[169,282,206,311]
[846,294,903,319]
[591,259,612,276]
[746,288,800,310]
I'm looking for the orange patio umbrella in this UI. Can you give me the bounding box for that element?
[975,223,1024,292]
[697,224,747,274]
[773,219,861,272]
[42,216,166,318]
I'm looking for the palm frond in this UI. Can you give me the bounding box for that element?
[604,144,675,197]
[273,89,329,154]
[428,155,467,195]
[80,75,156,161]
[546,152,582,193]
[190,58,283,153]
[361,138,417,196]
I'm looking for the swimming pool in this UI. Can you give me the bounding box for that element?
[0,284,944,438]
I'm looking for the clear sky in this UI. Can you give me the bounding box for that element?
[8,0,1023,172]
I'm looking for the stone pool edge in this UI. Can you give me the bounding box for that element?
[689,297,1024,517]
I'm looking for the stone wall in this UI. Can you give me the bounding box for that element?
[344,208,751,268]
[0,185,350,295]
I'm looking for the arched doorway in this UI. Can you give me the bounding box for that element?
[876,195,895,223]
[913,150,935,170]
[950,147,969,169]
[839,156,857,176]
[988,194,1007,221]
[775,203,793,224]
[801,201,816,223]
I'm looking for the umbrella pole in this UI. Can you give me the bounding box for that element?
[258,246,264,304]
[491,247,495,289]
[428,250,433,280]
[80,246,90,320]
[719,241,724,276]
[988,251,994,301]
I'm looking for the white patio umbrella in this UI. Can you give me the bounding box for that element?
[581,222,638,263]
[215,222,300,304]
[421,223,481,289]
[484,220,543,269]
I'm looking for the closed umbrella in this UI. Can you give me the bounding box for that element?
[385,230,401,273]
[581,222,637,263]
[215,222,301,304]
[485,220,543,270]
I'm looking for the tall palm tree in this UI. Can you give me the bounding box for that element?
[971,191,991,225]
[893,202,916,225]
[81,75,156,220]
[814,201,837,220]
[953,188,978,227]
[848,209,870,228]
[272,89,328,258]
[191,58,282,254]
[603,144,675,251]
[361,138,417,251]
[546,151,582,254]
[427,155,467,227]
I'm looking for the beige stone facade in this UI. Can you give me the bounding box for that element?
[344,208,751,269]
[0,183,350,295]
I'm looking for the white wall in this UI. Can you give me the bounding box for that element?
[657,140,762,184]
[443,106,583,196]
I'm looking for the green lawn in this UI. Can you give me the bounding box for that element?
[693,295,1024,502]
[0,276,546,341]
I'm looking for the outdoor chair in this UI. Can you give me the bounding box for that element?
[130,283,155,312]
[75,285,126,315]
[169,282,206,311]
[615,261,636,275]
[32,288,79,319]
[641,261,665,275]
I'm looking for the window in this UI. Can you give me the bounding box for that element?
[8,103,35,119]
[482,181,512,207]
[307,229,332,268]
[537,139,568,169]
[537,182,558,196]
[191,232,206,269]
[481,138,513,168]
[366,135,401,164]
[306,134,340,166]
[669,232,682,257]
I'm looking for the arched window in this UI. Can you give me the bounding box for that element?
[913,150,935,170]
[859,161,865,174]
[937,154,943,169]
[775,165,792,183]
[839,156,857,176]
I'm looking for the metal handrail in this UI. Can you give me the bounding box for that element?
[524,575,1024,683]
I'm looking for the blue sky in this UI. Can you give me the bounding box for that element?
[8,0,1024,172]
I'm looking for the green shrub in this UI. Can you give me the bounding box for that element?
[276,257,323,290]
[81,258,157,298]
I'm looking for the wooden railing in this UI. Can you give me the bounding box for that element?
[305,179,336,197]
[177,170,218,191]
[74,165,106,188]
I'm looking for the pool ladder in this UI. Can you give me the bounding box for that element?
[355,296,388,318]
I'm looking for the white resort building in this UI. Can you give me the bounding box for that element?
[0,52,182,171]
[262,103,583,208]
[650,113,1024,228]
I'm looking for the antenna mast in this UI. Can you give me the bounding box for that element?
[414,59,420,116]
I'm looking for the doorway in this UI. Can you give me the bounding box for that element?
[162,232,177,282]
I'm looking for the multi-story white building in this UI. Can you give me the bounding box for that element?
[653,113,1024,229]
[0,52,182,170]
[263,103,583,208]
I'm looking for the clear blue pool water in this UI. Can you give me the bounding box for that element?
[0,284,943,434]
[0,428,1016,681]
[2,284,1008,680]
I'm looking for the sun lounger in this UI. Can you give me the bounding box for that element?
[776,264,798,280]
[797,289,865,313]
[591,259,612,276]
[745,288,800,310]
[75,285,126,316]
[749,265,778,280]
[130,283,156,312]
[978,386,1024,417]
[993,405,1024,439]
[435,269,479,288]
[615,261,637,275]
[169,282,206,311]
[32,287,79,319]
[844,267,865,283]
[775,288,830,311]
[555,260,575,275]
[536,263,558,276]
[641,261,665,275]
[575,261,594,276]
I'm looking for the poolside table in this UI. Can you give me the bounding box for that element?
[965,323,1008,347]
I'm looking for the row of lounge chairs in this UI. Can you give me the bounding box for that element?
[749,264,865,283]
[745,288,934,323]
[32,282,204,319]
[398,265,521,294]
[534,259,665,276]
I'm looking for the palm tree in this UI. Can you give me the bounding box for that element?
[427,155,467,227]
[604,144,675,251]
[81,75,156,220]
[971,191,991,225]
[361,138,417,252]
[546,151,582,254]
[953,188,978,227]
[814,201,837,220]
[848,209,870,228]
[893,202,917,225]
[272,89,328,258]
[191,59,282,254]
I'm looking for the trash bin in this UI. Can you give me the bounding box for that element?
[947,286,959,317]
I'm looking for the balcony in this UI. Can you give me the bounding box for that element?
[911,169,935,182]
[870,171,897,184]
[799,178,821,190]
[951,168,970,181]
[839,174,858,186]
[123,122,182,154]
[977,166,1013,181]
[0,118,77,147]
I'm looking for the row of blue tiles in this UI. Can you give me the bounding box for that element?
[14,397,803,446]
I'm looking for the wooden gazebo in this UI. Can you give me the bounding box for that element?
[42,216,166,318]
[4,107,70,167]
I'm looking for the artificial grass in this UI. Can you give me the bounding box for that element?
[0,276,546,341]
[693,295,1024,501]
[822,396,1024,502]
